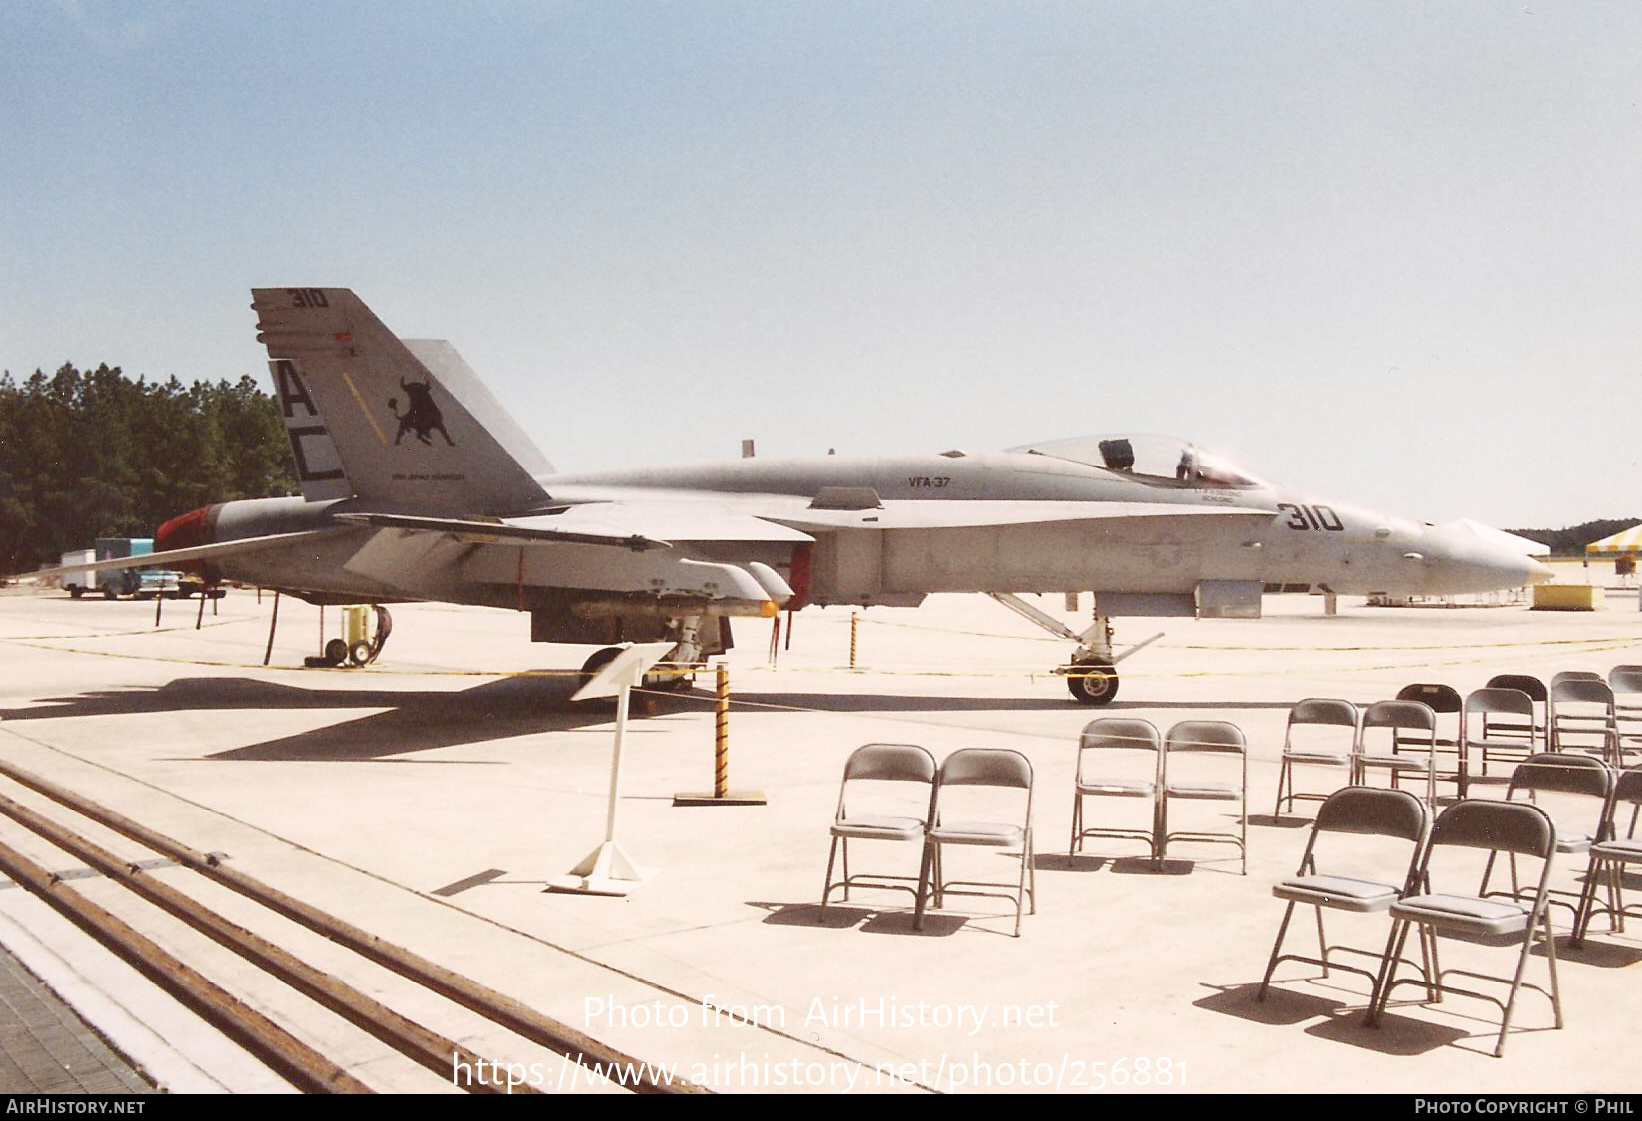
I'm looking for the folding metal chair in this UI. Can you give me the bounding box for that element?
[1459,688,1539,796]
[1371,800,1562,1058]
[819,744,936,920]
[1357,701,1438,806]
[1273,699,1359,818]
[1549,677,1618,764]
[1258,787,1430,1007]
[1573,765,1642,946]
[1608,666,1642,761]
[1397,683,1462,781]
[1480,753,1613,927]
[1160,721,1247,874]
[1069,718,1163,862]
[915,749,1035,936]
[1484,674,1548,745]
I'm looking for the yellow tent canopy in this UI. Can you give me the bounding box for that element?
[1586,524,1642,556]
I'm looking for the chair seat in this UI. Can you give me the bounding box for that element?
[1556,831,1593,855]
[1468,737,1533,754]
[1076,778,1156,797]
[832,815,926,841]
[929,821,1025,846]
[1590,838,1642,863]
[1391,892,1533,936]
[1273,874,1401,912]
[1281,751,1350,765]
[1358,755,1433,772]
[1165,782,1240,800]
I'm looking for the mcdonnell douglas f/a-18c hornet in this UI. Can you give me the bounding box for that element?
[41,288,1553,703]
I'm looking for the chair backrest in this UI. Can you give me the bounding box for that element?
[1607,665,1642,696]
[1552,678,1615,706]
[1165,720,1245,754]
[1397,683,1462,713]
[1507,752,1614,801]
[1362,700,1436,733]
[1615,765,1642,808]
[1078,718,1161,753]
[1466,687,1534,719]
[1287,698,1359,729]
[1429,800,1555,859]
[1552,671,1604,691]
[841,743,936,785]
[1314,786,1428,842]
[1486,674,1547,703]
[939,748,1033,790]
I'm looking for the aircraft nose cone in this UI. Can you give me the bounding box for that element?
[1417,521,1555,595]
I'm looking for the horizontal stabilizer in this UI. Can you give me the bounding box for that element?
[23,530,346,581]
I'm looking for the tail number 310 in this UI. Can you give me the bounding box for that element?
[1277,503,1343,531]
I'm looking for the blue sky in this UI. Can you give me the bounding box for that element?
[3,1,1638,527]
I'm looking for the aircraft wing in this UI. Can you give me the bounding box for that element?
[772,500,1279,532]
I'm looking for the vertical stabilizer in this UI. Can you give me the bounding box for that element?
[253,288,549,515]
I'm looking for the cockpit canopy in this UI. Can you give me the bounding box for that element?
[1007,434,1269,490]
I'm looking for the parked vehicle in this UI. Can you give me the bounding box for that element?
[92,538,182,599]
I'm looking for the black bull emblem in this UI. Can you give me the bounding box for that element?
[387,377,455,446]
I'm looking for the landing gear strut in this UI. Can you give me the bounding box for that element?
[578,616,713,696]
[985,593,1163,706]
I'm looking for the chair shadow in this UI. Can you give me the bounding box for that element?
[1304,1010,1469,1056]
[1539,937,1642,969]
[750,901,967,937]
[1248,813,1313,830]
[1033,853,1192,876]
[1193,981,1348,1027]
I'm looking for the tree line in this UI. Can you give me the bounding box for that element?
[1505,518,1640,558]
[0,363,297,571]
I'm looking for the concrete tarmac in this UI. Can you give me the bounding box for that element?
[0,577,1638,1094]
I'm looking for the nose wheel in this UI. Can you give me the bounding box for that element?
[1065,657,1119,705]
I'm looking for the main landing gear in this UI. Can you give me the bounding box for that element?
[985,593,1163,706]
[578,617,710,695]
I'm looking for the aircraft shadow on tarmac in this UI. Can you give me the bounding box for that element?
[0,675,717,762]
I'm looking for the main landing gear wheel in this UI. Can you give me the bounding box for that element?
[578,647,623,693]
[1066,658,1119,705]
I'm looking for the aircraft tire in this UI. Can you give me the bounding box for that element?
[348,640,373,667]
[1066,658,1119,705]
[324,638,350,666]
[577,647,624,694]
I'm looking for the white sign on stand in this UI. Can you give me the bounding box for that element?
[547,641,674,897]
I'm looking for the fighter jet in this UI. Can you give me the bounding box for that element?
[40,288,1553,703]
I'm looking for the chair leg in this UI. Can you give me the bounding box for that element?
[1572,854,1600,945]
[1369,918,1413,1026]
[1027,829,1037,915]
[1069,793,1080,856]
[1495,920,1543,1057]
[913,841,934,931]
[1257,901,1299,1001]
[1274,761,1289,817]
[1543,911,1563,1030]
[819,835,841,921]
[1314,907,1329,977]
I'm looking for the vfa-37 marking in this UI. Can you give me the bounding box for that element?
[32,289,1552,705]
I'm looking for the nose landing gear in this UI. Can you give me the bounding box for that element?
[984,592,1162,706]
